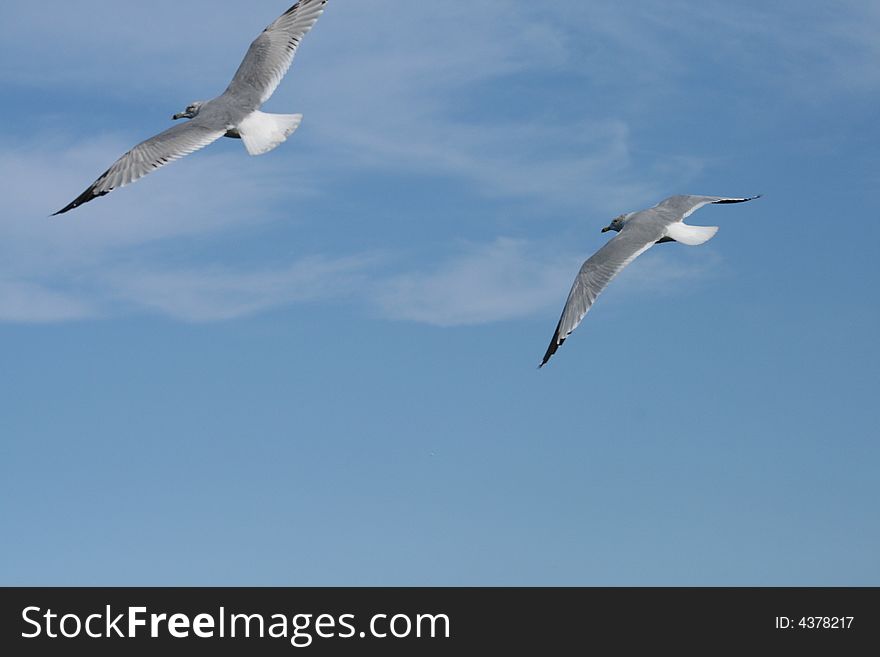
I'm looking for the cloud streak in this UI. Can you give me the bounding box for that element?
[370,236,720,328]
[0,134,349,323]
[0,280,95,323]
[373,238,579,327]
[108,255,376,322]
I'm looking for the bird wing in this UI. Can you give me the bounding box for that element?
[657,195,761,222]
[540,225,660,367]
[225,0,329,106]
[53,121,227,215]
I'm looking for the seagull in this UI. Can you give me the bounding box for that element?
[540,194,760,367]
[53,0,329,215]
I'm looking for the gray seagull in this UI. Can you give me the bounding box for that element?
[53,0,329,215]
[540,194,761,367]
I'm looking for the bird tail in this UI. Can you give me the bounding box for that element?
[238,111,303,156]
[664,222,719,246]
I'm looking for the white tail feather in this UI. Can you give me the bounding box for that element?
[665,222,719,246]
[238,111,302,156]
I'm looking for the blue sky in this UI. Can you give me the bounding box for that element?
[1,0,878,585]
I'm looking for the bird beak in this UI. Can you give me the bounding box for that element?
[172,113,184,120]
[601,226,611,233]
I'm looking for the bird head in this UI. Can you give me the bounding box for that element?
[172,101,204,120]
[601,214,628,233]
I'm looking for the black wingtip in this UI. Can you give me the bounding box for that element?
[52,186,109,216]
[713,194,762,205]
[53,166,113,216]
[539,334,565,369]
[52,202,81,216]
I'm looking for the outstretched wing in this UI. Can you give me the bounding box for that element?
[225,0,329,107]
[53,122,226,215]
[540,226,659,367]
[656,194,761,222]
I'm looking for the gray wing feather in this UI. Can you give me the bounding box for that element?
[540,226,660,366]
[225,0,328,106]
[53,121,226,215]
[656,194,761,221]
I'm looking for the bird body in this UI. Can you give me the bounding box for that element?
[540,194,760,367]
[54,0,329,215]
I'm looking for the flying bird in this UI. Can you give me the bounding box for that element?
[540,194,761,367]
[53,0,329,215]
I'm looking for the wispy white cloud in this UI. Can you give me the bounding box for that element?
[0,280,95,323]
[524,1,880,101]
[1,138,314,255]
[373,238,579,327]
[298,1,701,212]
[108,255,375,322]
[0,135,355,323]
[369,236,720,328]
[0,2,271,95]
[665,0,880,99]
[10,1,876,97]
[612,247,722,296]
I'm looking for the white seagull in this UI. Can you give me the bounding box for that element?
[540,194,761,367]
[53,0,329,215]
